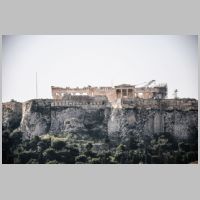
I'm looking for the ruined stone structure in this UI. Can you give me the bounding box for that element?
[51,81,167,106]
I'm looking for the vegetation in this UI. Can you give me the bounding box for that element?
[2,129,198,164]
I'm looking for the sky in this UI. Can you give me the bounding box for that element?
[2,35,198,102]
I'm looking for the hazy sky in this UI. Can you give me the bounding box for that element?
[2,35,198,102]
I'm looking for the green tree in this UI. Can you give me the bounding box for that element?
[85,143,93,151]
[51,140,66,150]
[47,160,59,164]
[18,151,38,164]
[43,148,57,161]
[90,157,101,164]
[75,155,88,163]
[2,129,13,163]
[116,144,126,152]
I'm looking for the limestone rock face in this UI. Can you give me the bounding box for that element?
[20,99,52,138]
[108,106,198,144]
[3,98,198,144]
[2,101,22,131]
[50,106,111,139]
[19,99,111,139]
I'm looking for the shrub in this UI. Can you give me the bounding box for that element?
[75,155,88,163]
[151,155,161,164]
[27,159,39,164]
[51,140,66,150]
[47,160,59,164]
[98,152,112,164]
[178,142,190,152]
[114,152,127,164]
[55,149,76,164]
[2,129,13,163]
[28,136,41,150]
[37,141,48,151]
[85,143,93,151]
[90,157,101,164]
[186,151,198,163]
[128,136,138,150]
[18,151,38,164]
[10,131,23,148]
[43,148,57,161]
[116,144,126,152]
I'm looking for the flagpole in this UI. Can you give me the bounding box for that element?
[36,72,38,99]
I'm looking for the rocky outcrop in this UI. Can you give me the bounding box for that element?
[2,101,22,131]
[20,99,52,138]
[2,98,198,144]
[50,106,111,139]
[19,99,111,139]
[108,107,198,144]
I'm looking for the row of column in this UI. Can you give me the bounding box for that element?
[116,89,152,98]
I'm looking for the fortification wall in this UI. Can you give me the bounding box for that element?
[122,98,197,111]
[51,95,111,108]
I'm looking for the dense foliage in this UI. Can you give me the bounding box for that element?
[2,129,198,164]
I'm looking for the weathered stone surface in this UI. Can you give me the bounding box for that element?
[2,98,198,144]
[2,101,22,131]
[20,99,52,138]
[107,107,198,143]
[50,106,111,139]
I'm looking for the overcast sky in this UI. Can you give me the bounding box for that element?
[2,35,198,102]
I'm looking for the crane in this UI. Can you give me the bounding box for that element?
[144,80,155,87]
[135,80,156,88]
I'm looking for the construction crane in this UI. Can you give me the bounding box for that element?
[144,80,155,87]
[135,80,156,88]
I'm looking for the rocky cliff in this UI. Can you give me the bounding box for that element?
[2,98,198,144]
[108,106,198,144]
[2,101,22,131]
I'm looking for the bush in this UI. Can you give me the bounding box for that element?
[186,151,198,163]
[40,138,51,148]
[43,148,57,161]
[90,157,101,164]
[37,141,48,151]
[128,150,141,164]
[129,136,138,150]
[47,160,59,164]
[27,159,39,164]
[51,140,66,150]
[116,144,126,152]
[75,155,88,163]
[114,152,127,164]
[28,136,41,150]
[151,155,161,164]
[2,130,13,163]
[10,131,23,148]
[85,143,93,151]
[55,149,77,164]
[98,152,112,164]
[178,142,190,152]
[18,151,39,164]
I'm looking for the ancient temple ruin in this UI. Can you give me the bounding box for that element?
[51,80,167,106]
